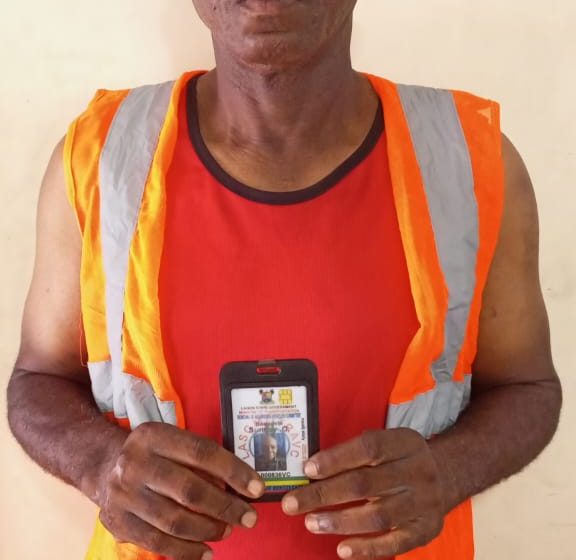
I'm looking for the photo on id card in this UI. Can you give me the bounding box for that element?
[220,359,319,501]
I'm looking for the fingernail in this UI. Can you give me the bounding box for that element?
[282,495,298,514]
[304,461,319,477]
[201,552,214,560]
[222,525,233,540]
[305,516,320,533]
[248,479,265,497]
[338,545,353,559]
[241,511,258,529]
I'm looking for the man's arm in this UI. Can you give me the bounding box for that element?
[280,134,562,559]
[428,133,562,513]
[7,141,265,559]
[6,138,125,504]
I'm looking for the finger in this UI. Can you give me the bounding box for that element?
[304,429,423,480]
[123,484,230,542]
[139,423,265,498]
[304,491,415,536]
[145,456,259,529]
[336,521,435,559]
[101,510,213,560]
[282,467,404,515]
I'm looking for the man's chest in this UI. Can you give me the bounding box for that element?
[156,161,418,446]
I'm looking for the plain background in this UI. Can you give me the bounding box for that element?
[1,1,575,558]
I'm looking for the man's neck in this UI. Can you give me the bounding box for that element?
[206,50,368,139]
[194,28,379,192]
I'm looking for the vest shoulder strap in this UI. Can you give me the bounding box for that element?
[64,82,176,231]
[365,76,504,437]
[63,81,180,428]
[64,87,130,230]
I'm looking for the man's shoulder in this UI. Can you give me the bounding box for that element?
[367,73,498,107]
[90,70,206,101]
[75,71,205,123]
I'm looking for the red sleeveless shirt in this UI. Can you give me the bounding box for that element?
[159,76,418,559]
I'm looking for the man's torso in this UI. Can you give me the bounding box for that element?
[157,76,418,559]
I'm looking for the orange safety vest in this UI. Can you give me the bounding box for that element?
[64,70,504,560]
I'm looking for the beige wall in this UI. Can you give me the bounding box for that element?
[1,1,574,558]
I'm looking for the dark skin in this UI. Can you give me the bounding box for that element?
[7,1,561,559]
[192,0,378,191]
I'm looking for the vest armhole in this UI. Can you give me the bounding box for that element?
[64,88,132,234]
[63,117,81,232]
[66,87,131,366]
[452,89,506,376]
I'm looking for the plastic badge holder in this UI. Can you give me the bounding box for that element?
[220,359,319,502]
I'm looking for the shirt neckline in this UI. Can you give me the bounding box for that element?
[186,75,384,206]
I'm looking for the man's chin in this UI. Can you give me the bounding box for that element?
[224,34,319,73]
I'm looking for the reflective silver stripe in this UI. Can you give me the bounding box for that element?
[88,360,114,414]
[88,361,177,426]
[388,85,479,438]
[95,81,177,428]
[92,80,479,436]
[387,375,472,437]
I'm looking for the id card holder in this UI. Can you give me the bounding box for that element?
[220,359,319,502]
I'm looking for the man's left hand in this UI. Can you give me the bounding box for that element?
[281,428,447,559]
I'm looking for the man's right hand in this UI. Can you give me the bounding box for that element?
[97,422,265,560]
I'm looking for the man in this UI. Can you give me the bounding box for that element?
[7,1,562,559]
[255,433,287,472]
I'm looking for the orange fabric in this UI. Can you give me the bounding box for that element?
[103,412,131,432]
[67,72,505,560]
[365,75,445,403]
[86,520,158,560]
[364,75,483,560]
[63,88,130,364]
[452,92,505,382]
[401,500,474,560]
[121,72,201,429]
